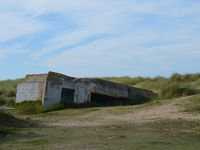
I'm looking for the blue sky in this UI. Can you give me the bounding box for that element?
[0,0,200,80]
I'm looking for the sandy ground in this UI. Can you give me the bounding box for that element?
[43,97,200,127]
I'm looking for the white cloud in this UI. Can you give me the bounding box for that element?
[0,12,45,42]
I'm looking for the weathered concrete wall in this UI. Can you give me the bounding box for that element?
[16,82,44,103]
[74,82,90,104]
[73,79,155,104]
[43,72,75,108]
[74,79,129,103]
[127,87,155,100]
[16,74,47,103]
[89,80,128,98]
[26,74,47,82]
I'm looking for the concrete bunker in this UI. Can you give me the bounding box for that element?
[16,71,156,108]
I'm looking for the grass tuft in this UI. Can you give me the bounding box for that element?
[0,97,6,106]
[0,110,27,136]
[43,103,65,112]
[15,101,65,114]
[160,82,198,99]
[182,95,200,113]
[15,101,43,114]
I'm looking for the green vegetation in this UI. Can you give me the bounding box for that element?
[14,101,65,114]
[0,110,28,136]
[0,78,24,98]
[0,78,24,107]
[179,94,200,113]
[160,82,198,99]
[15,101,43,114]
[43,102,65,113]
[0,97,6,106]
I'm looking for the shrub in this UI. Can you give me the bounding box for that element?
[5,90,16,97]
[169,73,200,82]
[0,88,5,96]
[0,97,6,106]
[0,78,23,98]
[170,73,182,82]
[0,110,28,136]
[0,96,16,107]
[0,110,15,136]
[160,82,197,99]
[183,96,200,113]
[6,98,16,107]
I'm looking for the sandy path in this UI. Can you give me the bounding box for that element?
[105,102,200,123]
[44,98,200,127]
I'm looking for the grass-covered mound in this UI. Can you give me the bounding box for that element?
[0,110,27,136]
[0,78,24,107]
[0,78,24,98]
[181,95,200,113]
[159,82,198,99]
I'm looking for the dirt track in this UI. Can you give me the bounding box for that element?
[43,97,200,127]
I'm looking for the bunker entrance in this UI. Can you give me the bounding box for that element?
[61,88,75,106]
[90,93,128,106]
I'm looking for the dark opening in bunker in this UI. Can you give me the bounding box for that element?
[90,93,130,106]
[61,88,75,106]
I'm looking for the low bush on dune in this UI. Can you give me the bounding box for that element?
[0,79,23,97]
[0,79,23,106]
[170,73,200,82]
[160,82,198,99]
[0,96,15,106]
[184,96,200,112]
